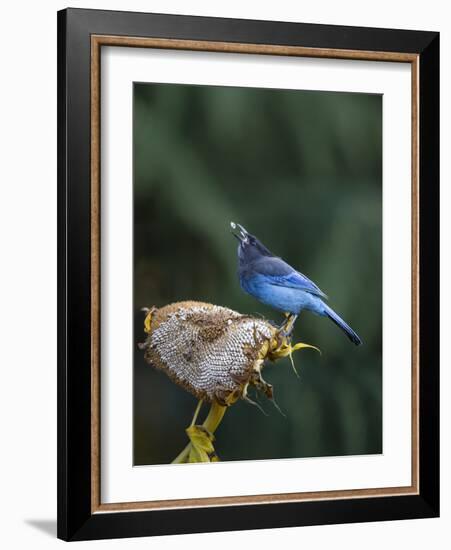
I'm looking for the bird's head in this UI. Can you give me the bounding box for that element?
[230,222,272,263]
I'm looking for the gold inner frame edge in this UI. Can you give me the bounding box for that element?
[90,35,420,514]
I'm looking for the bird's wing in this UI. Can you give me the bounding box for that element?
[252,257,327,298]
[267,271,328,298]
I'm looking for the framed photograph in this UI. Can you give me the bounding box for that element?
[57,8,439,541]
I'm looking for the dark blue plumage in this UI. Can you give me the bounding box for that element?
[230,222,362,345]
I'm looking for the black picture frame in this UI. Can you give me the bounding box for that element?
[57,7,439,541]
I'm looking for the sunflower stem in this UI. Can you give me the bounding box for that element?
[202,400,227,433]
[171,400,227,464]
[190,399,204,427]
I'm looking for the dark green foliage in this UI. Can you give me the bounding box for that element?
[133,83,382,465]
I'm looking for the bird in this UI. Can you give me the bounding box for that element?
[230,222,362,345]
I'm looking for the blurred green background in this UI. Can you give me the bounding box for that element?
[133,82,382,465]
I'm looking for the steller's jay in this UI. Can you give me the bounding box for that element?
[230,222,362,345]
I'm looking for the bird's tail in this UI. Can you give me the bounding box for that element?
[323,304,362,346]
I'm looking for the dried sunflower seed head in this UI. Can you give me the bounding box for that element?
[140,301,321,464]
[140,301,279,405]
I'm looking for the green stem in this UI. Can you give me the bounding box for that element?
[171,400,227,464]
[171,444,191,464]
[202,400,227,433]
[190,398,203,427]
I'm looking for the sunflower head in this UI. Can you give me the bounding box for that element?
[140,301,318,407]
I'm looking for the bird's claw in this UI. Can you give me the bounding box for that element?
[277,314,298,340]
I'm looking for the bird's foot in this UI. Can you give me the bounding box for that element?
[277,314,298,340]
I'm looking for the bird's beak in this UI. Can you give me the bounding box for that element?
[230,222,248,243]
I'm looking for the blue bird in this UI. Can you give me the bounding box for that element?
[230,222,362,345]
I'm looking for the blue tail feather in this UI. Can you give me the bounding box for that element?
[323,305,362,346]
